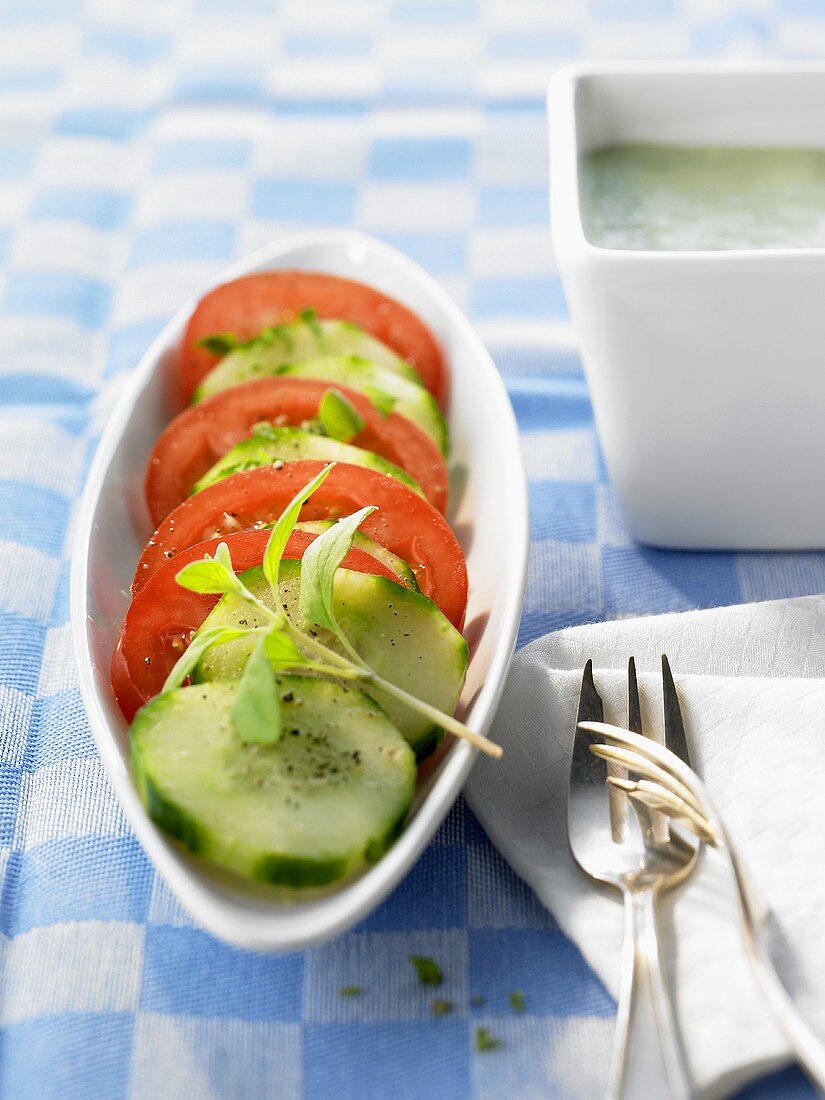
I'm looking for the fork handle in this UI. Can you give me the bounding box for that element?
[608,884,694,1100]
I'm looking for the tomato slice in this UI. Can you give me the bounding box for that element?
[180,271,447,405]
[145,377,448,524]
[133,462,468,630]
[112,527,399,721]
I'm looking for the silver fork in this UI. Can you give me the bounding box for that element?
[567,656,699,1100]
[587,721,825,1096]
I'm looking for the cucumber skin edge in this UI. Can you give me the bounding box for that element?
[129,686,418,889]
[131,734,210,858]
[133,737,412,888]
[251,849,350,888]
[364,799,410,864]
[412,725,444,763]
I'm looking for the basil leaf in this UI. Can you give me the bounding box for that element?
[193,457,261,492]
[363,386,397,417]
[256,324,293,352]
[319,389,365,443]
[197,333,237,357]
[262,463,336,596]
[162,625,250,693]
[264,630,309,668]
[231,635,282,745]
[298,506,376,646]
[213,541,234,573]
[300,307,323,342]
[175,554,242,596]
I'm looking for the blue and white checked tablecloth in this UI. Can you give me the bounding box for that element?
[3,1,825,1097]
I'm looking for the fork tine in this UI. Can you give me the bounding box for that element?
[627,656,643,734]
[627,655,670,843]
[662,655,691,767]
[574,660,626,842]
[576,659,603,726]
[608,656,645,839]
[573,659,605,785]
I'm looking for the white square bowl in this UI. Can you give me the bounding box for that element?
[549,62,825,550]
[71,230,529,951]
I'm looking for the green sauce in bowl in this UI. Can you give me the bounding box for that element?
[579,142,825,251]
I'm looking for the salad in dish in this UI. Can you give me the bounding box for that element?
[112,271,501,892]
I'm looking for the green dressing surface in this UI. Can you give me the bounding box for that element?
[579,142,825,251]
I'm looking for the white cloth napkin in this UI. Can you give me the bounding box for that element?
[465,596,825,1097]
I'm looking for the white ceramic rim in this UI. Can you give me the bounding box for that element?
[70,228,529,950]
[548,59,825,266]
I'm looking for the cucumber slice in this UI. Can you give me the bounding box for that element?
[191,426,423,497]
[295,521,419,591]
[131,677,416,887]
[194,317,421,402]
[194,562,467,760]
[276,357,448,456]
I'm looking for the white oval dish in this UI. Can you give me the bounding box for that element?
[71,229,529,951]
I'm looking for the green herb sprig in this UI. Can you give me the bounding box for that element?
[475,1027,504,1053]
[319,388,365,442]
[410,955,443,986]
[162,464,503,758]
[197,333,238,357]
[300,307,324,343]
[231,635,283,744]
